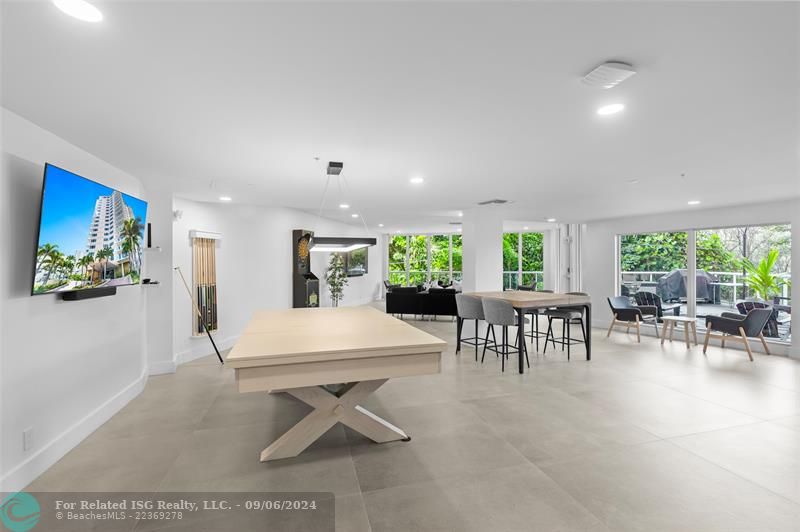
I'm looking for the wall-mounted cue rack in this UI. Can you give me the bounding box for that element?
[190,231,220,335]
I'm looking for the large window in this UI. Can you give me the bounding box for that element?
[695,225,791,341]
[619,231,688,297]
[388,235,407,286]
[618,224,791,343]
[387,233,462,286]
[502,232,544,290]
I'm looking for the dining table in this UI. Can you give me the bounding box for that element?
[463,291,592,373]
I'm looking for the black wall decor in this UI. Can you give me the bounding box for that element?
[292,229,319,308]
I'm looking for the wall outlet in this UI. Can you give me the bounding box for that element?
[23,428,34,451]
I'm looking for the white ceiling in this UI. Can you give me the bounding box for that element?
[2,1,798,231]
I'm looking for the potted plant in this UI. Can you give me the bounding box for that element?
[325,253,349,307]
[743,248,785,301]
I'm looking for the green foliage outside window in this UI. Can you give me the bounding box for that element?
[620,232,740,272]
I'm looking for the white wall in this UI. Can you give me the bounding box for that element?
[0,109,149,491]
[462,206,504,292]
[143,182,175,375]
[171,199,382,363]
[582,199,800,356]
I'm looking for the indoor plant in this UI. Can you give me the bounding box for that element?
[325,253,349,307]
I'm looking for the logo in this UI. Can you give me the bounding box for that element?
[0,492,40,532]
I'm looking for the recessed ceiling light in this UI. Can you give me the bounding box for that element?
[597,103,625,115]
[457,211,463,217]
[409,176,424,185]
[687,200,701,205]
[351,213,359,218]
[53,0,103,22]
[219,196,232,202]
[546,218,557,223]
[523,226,529,230]
[627,179,640,185]
[339,203,350,209]
[378,223,384,227]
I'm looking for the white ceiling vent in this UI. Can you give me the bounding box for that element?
[582,61,636,89]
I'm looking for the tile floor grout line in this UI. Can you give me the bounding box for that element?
[659,438,800,509]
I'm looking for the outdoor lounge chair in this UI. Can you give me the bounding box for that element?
[607,296,659,342]
[634,291,681,320]
[703,308,772,361]
[735,301,782,338]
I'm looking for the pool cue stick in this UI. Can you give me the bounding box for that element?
[174,266,224,364]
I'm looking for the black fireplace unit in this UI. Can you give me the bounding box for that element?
[292,229,320,308]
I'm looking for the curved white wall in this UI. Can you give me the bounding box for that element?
[0,109,149,490]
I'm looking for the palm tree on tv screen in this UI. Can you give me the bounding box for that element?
[96,246,114,281]
[60,255,76,281]
[78,254,94,286]
[41,250,63,287]
[36,243,58,273]
[122,217,143,274]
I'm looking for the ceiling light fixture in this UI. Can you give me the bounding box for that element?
[53,0,103,22]
[311,237,376,253]
[627,179,640,185]
[523,226,529,230]
[378,224,384,227]
[219,196,232,202]
[351,214,359,218]
[597,103,625,115]
[457,211,464,217]
[409,176,424,185]
[546,218,557,223]
[339,203,350,209]
[687,200,701,205]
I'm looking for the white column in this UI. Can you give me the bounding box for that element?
[461,207,503,292]
[145,183,176,374]
[687,229,697,318]
[791,201,799,357]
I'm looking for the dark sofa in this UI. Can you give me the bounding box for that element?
[385,286,459,319]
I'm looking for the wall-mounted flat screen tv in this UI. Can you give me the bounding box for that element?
[346,247,368,277]
[32,163,148,295]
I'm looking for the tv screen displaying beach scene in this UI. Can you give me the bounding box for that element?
[32,164,148,295]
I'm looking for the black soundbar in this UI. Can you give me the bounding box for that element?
[61,286,117,301]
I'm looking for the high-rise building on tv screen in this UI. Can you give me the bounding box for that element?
[32,164,149,295]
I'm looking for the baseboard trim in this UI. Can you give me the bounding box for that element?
[174,335,239,365]
[0,366,149,492]
[149,360,177,375]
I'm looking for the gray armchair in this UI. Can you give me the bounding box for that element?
[703,308,773,361]
[607,296,659,342]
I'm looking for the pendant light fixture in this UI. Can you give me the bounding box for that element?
[309,161,376,252]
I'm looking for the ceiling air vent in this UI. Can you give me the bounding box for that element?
[449,222,462,225]
[477,199,509,206]
[582,61,636,89]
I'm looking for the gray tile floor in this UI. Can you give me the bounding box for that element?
[28,311,800,531]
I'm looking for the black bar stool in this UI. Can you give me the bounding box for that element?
[543,292,588,360]
[523,289,553,351]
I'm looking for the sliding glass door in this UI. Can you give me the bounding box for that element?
[503,232,544,290]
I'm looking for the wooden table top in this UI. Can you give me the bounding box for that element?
[227,306,447,369]
[466,290,591,309]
